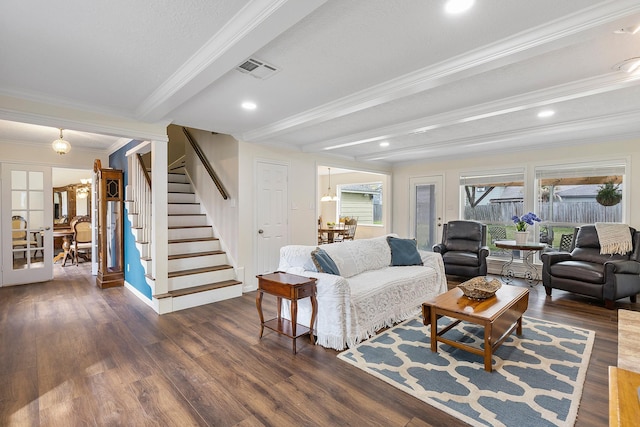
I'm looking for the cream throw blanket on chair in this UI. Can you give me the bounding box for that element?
[595,222,632,255]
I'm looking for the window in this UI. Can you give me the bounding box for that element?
[338,182,383,225]
[318,167,388,231]
[460,170,525,257]
[535,161,626,251]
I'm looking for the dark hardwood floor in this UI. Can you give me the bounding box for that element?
[0,263,636,426]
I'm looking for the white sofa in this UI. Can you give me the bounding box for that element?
[277,234,447,350]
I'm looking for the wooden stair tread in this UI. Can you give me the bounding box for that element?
[168,250,224,260]
[154,280,242,299]
[168,265,232,278]
[131,168,241,309]
[169,237,218,243]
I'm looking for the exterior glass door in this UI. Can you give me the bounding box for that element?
[410,176,443,251]
[1,164,53,285]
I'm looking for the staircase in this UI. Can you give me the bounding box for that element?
[129,168,242,313]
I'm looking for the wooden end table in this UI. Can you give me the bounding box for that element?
[422,284,529,372]
[256,272,318,354]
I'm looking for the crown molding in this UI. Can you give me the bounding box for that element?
[392,131,639,167]
[301,72,640,152]
[243,0,640,143]
[135,0,327,122]
[0,94,169,142]
[357,109,640,162]
[108,137,141,155]
[0,138,107,155]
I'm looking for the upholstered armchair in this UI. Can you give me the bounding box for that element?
[433,220,489,277]
[541,225,640,309]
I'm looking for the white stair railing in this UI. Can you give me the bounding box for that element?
[132,153,152,257]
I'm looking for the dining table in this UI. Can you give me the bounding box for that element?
[52,228,75,266]
[318,226,346,243]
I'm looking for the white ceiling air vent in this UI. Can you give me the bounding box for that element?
[235,58,280,80]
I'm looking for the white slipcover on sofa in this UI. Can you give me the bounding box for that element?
[277,234,447,350]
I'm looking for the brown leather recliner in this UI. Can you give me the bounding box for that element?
[433,220,489,278]
[541,225,640,309]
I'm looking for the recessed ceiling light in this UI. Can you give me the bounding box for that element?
[613,57,640,74]
[537,110,555,118]
[445,0,475,14]
[379,141,390,147]
[613,25,640,35]
[241,101,257,110]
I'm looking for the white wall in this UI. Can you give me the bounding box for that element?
[166,125,187,167]
[392,139,639,237]
[184,129,240,266]
[238,141,391,290]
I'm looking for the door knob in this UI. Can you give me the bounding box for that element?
[258,229,264,234]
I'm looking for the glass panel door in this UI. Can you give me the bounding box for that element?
[410,175,443,251]
[2,163,53,285]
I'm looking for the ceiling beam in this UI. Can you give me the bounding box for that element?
[0,94,169,142]
[136,0,327,122]
[243,0,640,143]
[302,73,640,153]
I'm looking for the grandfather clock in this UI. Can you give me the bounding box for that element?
[94,159,124,288]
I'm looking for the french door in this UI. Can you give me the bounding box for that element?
[409,175,444,251]
[1,163,53,285]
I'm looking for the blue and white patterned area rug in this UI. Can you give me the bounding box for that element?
[337,316,594,427]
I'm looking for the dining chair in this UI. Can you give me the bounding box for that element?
[71,216,93,265]
[12,215,40,260]
[335,218,357,242]
[318,217,328,244]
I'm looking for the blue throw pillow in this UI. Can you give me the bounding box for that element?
[311,247,341,275]
[387,236,423,266]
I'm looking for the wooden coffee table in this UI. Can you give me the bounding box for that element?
[422,284,529,372]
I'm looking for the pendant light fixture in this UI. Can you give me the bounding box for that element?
[320,167,339,202]
[52,128,71,155]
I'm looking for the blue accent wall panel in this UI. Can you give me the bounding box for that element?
[109,141,152,299]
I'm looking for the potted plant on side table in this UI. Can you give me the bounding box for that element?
[512,212,541,244]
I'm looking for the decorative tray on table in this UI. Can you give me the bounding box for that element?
[458,276,502,300]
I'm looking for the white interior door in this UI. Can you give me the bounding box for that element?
[255,160,288,276]
[409,175,444,251]
[1,163,53,285]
